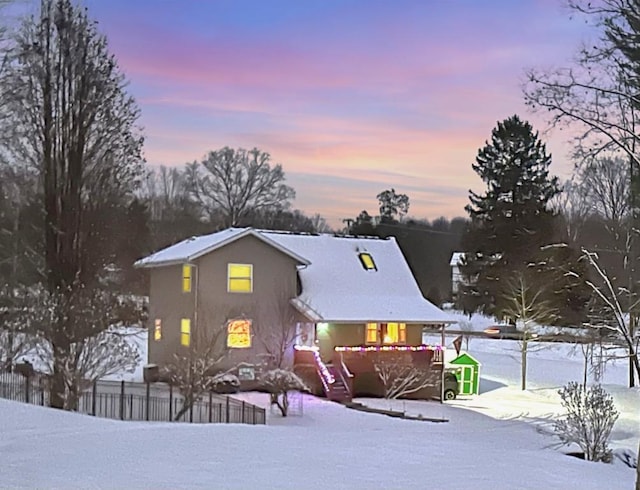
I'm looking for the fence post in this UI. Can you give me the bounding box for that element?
[40,377,45,407]
[208,392,212,423]
[91,381,97,416]
[252,404,256,425]
[225,396,230,423]
[241,400,245,423]
[145,382,150,421]
[119,380,125,421]
[24,375,30,404]
[169,384,173,422]
[189,403,193,423]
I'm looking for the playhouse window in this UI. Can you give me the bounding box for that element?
[227,319,252,348]
[182,264,192,293]
[228,264,253,293]
[180,318,191,347]
[358,252,376,271]
[154,319,162,341]
[382,323,406,344]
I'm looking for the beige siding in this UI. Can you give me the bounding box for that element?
[317,322,425,362]
[147,234,302,369]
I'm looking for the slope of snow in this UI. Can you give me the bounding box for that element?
[1,332,638,489]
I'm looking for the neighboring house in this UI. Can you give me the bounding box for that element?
[135,228,455,401]
[450,252,466,298]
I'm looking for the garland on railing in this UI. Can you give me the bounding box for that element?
[313,350,335,385]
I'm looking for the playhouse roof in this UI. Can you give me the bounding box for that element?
[450,352,481,366]
[136,228,455,325]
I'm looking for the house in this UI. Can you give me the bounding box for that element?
[450,251,465,299]
[135,228,455,401]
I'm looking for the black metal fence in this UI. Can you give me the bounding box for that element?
[0,372,266,425]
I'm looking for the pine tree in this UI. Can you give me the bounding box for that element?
[460,115,564,318]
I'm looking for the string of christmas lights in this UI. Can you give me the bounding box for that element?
[334,345,442,353]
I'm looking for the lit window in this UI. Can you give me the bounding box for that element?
[180,318,191,347]
[382,323,406,344]
[366,322,378,343]
[154,319,162,341]
[182,264,192,293]
[228,264,253,293]
[358,253,376,271]
[227,319,252,348]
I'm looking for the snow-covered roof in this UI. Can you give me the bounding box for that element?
[450,252,465,267]
[136,228,454,325]
[134,228,310,268]
[262,231,454,324]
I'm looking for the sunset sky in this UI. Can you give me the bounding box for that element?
[78,0,592,228]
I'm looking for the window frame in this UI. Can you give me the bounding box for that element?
[227,263,253,293]
[358,252,377,271]
[226,318,252,349]
[381,322,407,344]
[182,264,192,293]
[365,322,379,344]
[180,318,191,347]
[154,319,162,341]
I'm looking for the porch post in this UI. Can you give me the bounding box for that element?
[440,324,445,403]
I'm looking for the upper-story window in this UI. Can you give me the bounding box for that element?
[228,263,253,293]
[358,252,377,271]
[182,264,192,293]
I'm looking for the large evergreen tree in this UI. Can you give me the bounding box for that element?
[460,115,587,322]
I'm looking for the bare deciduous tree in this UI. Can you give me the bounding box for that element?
[377,188,410,223]
[0,0,144,408]
[576,249,640,386]
[554,382,619,463]
[501,273,558,390]
[20,285,142,410]
[254,290,299,370]
[372,352,439,399]
[261,368,308,417]
[166,322,228,421]
[186,147,295,228]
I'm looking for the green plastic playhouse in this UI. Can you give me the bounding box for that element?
[449,353,481,396]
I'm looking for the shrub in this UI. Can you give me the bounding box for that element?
[261,369,308,417]
[554,382,619,462]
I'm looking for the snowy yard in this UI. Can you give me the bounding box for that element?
[1,336,638,489]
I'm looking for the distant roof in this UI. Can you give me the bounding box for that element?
[450,252,465,266]
[136,228,455,325]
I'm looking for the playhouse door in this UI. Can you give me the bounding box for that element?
[461,366,474,395]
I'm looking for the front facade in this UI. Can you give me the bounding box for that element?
[136,228,455,398]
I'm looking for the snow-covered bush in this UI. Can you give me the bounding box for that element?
[553,382,619,463]
[211,373,240,394]
[372,352,439,399]
[261,369,309,417]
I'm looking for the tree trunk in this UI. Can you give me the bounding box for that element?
[521,337,528,391]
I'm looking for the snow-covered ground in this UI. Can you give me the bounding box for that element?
[1,332,638,489]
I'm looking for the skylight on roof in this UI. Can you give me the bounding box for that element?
[358,252,377,271]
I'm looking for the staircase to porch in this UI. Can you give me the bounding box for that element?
[295,347,353,403]
[324,364,351,402]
